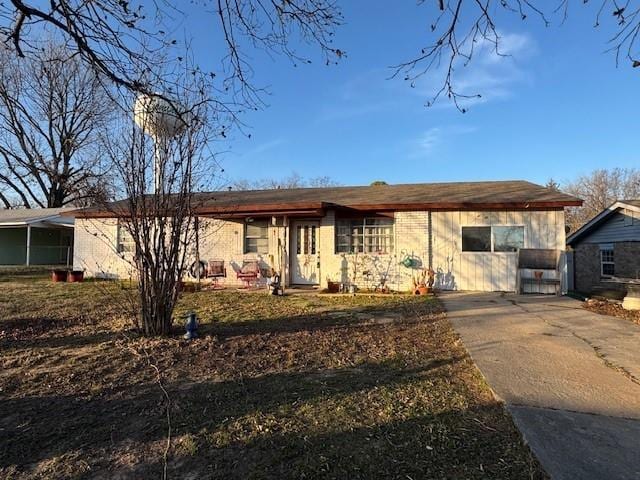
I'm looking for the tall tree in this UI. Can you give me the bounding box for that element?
[0,44,113,208]
[563,168,640,232]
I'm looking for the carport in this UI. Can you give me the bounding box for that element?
[0,208,74,266]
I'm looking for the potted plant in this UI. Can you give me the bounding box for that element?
[68,270,85,283]
[413,267,435,295]
[51,269,68,282]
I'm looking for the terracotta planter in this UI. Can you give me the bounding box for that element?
[67,270,84,283]
[414,285,430,295]
[52,270,68,282]
[327,281,339,293]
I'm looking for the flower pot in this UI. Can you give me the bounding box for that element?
[52,269,68,282]
[414,285,429,295]
[327,281,340,293]
[67,270,84,283]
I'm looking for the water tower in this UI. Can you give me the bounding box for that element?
[133,94,192,193]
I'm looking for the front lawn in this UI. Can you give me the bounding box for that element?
[0,276,546,479]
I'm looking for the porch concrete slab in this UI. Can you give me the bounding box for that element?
[441,292,640,479]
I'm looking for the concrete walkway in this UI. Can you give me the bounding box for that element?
[442,292,640,480]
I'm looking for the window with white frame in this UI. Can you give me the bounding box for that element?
[116,221,135,253]
[600,244,615,277]
[336,218,394,254]
[244,220,269,253]
[462,225,525,252]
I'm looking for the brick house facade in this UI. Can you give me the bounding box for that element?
[567,200,640,296]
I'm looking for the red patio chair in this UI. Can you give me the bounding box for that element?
[236,260,260,288]
[207,260,226,289]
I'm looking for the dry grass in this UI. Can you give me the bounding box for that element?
[0,275,547,479]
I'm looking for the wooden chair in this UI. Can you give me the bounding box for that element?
[237,260,260,288]
[207,260,226,289]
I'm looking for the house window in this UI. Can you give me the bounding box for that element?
[462,226,491,252]
[493,226,525,252]
[336,218,394,254]
[600,244,615,277]
[245,220,268,253]
[117,221,135,253]
[462,225,525,252]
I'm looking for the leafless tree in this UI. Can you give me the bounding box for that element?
[0,0,343,106]
[233,172,340,190]
[563,167,640,232]
[391,1,640,111]
[0,43,114,209]
[100,83,213,336]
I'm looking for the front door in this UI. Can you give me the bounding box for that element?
[290,221,319,285]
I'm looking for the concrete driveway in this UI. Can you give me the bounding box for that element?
[442,292,640,480]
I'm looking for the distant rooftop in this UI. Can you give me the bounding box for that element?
[0,207,75,226]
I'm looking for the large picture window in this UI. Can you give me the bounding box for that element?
[462,225,525,252]
[245,220,268,253]
[336,218,394,254]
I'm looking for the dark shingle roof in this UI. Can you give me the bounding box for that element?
[73,180,582,218]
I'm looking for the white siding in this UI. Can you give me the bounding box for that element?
[432,209,566,292]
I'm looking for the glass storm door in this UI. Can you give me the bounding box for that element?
[291,221,319,285]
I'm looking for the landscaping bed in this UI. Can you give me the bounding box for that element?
[584,298,640,326]
[0,276,546,479]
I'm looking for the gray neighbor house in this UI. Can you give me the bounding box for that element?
[567,200,640,296]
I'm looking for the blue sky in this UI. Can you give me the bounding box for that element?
[188,2,637,187]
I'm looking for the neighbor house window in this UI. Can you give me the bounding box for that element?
[336,218,394,254]
[244,220,268,253]
[116,221,135,253]
[600,244,615,277]
[462,225,525,252]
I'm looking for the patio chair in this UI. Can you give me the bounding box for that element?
[206,260,226,289]
[236,260,261,288]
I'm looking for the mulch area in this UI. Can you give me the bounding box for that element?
[0,276,547,479]
[583,298,640,326]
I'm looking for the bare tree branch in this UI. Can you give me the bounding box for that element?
[0,42,114,208]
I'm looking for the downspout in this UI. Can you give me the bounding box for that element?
[427,210,433,270]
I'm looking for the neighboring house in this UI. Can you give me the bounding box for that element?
[71,181,581,292]
[0,208,74,266]
[567,200,640,296]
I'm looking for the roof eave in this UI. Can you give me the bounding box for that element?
[567,200,639,245]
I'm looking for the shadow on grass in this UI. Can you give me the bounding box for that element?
[1,298,439,350]
[0,357,465,473]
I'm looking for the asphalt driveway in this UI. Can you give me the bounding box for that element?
[442,292,640,480]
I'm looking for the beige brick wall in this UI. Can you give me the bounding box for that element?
[73,218,136,279]
[74,208,567,293]
[319,210,426,292]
